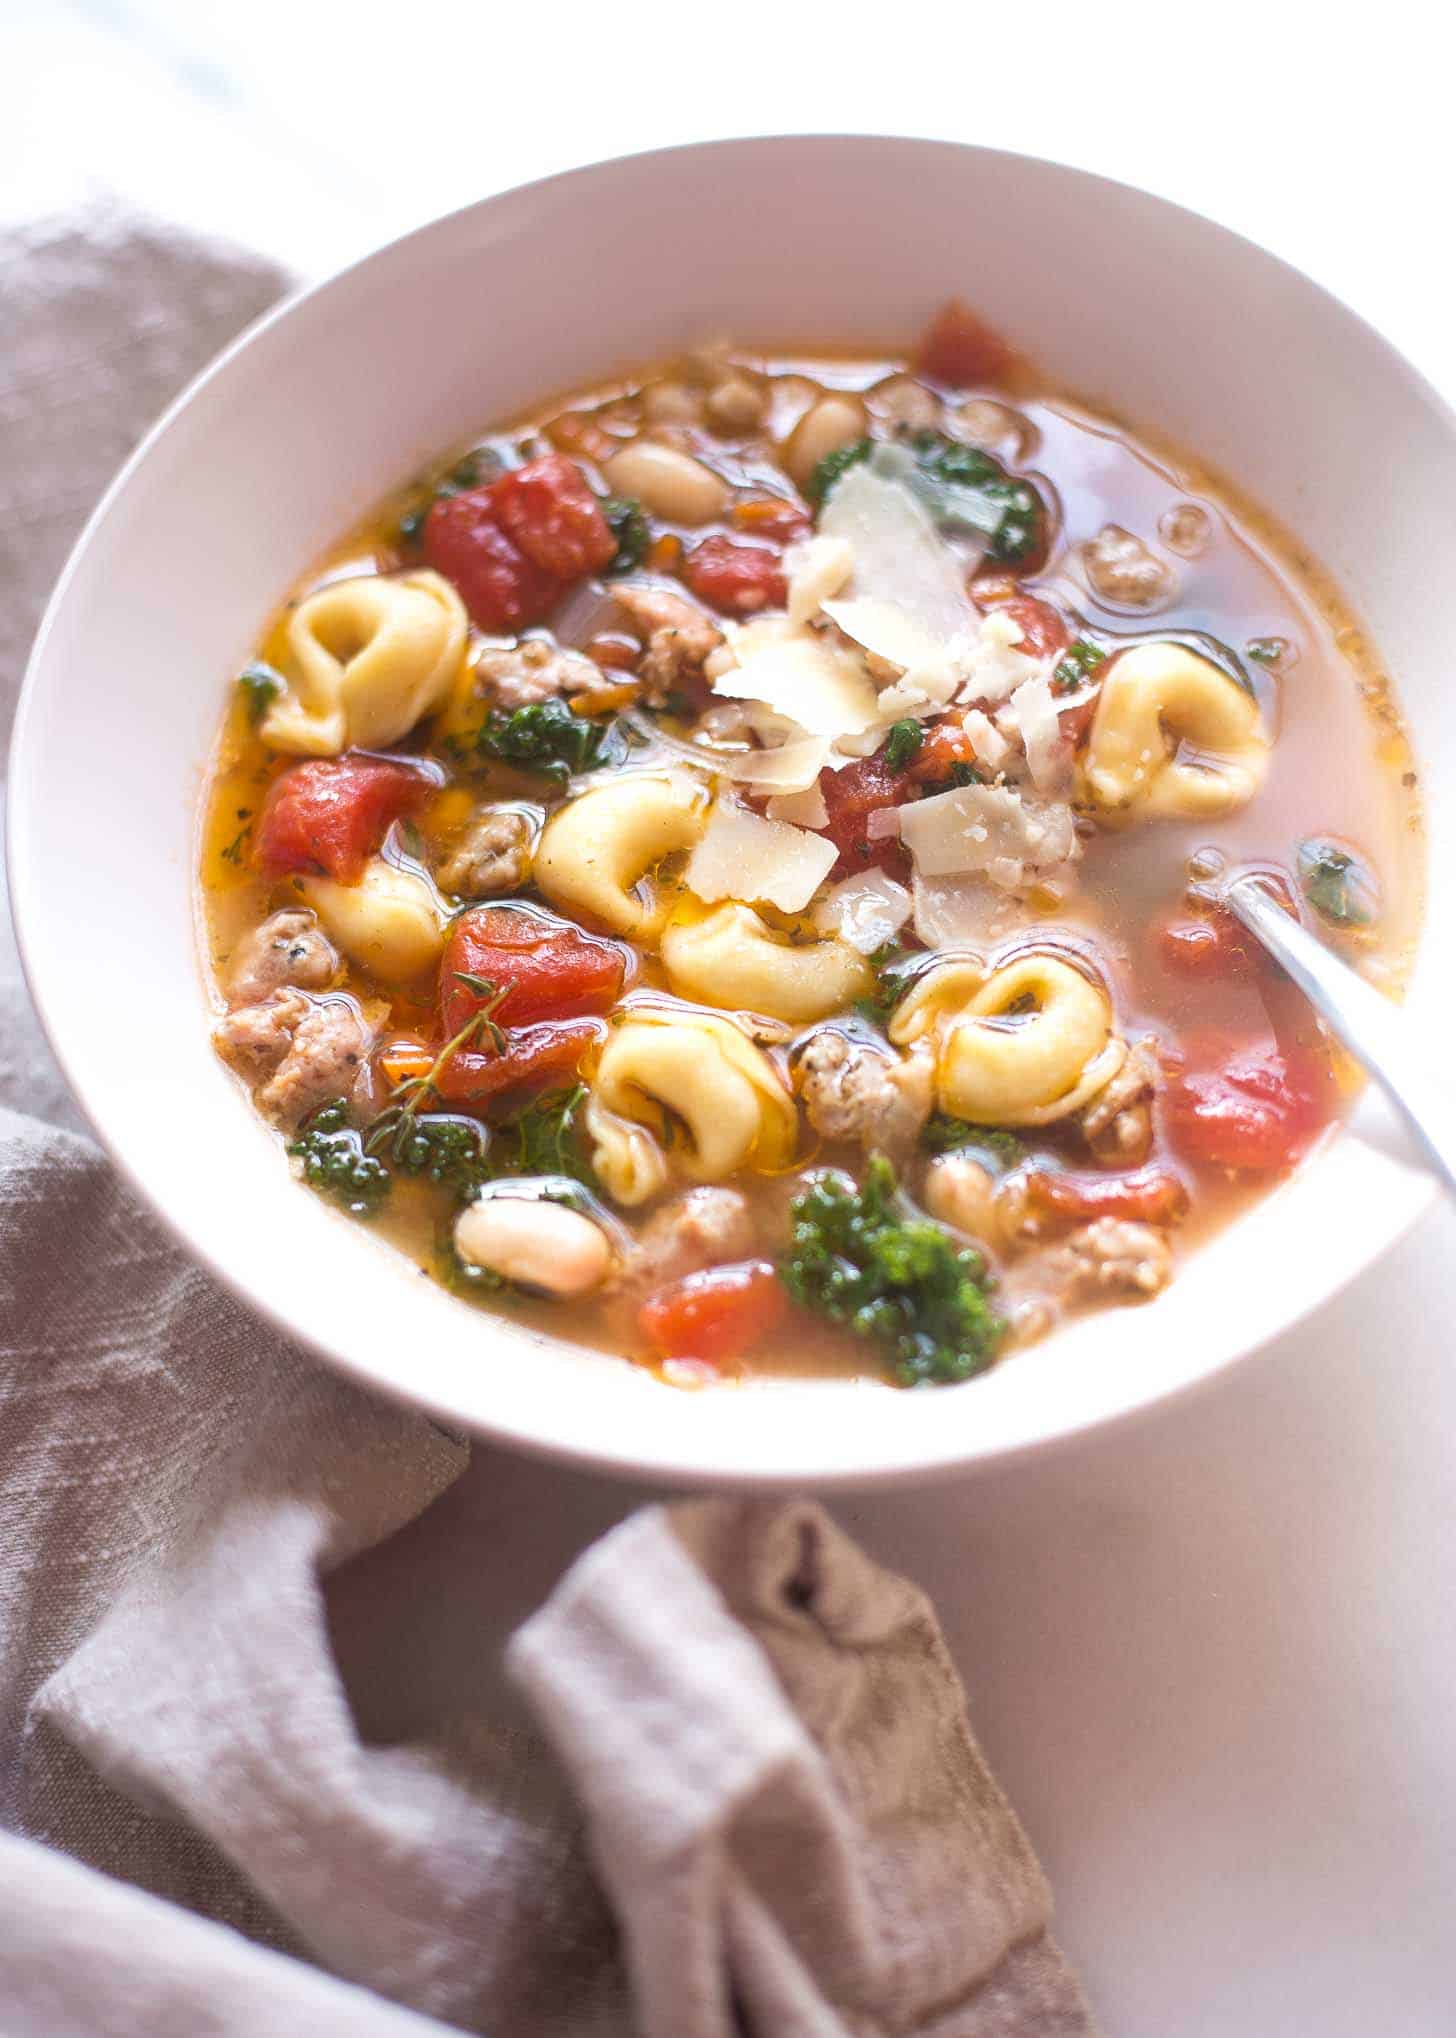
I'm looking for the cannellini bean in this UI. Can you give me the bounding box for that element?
[454,1196,613,1296]
[783,394,867,488]
[603,441,730,524]
[704,373,768,432]
[641,381,701,424]
[869,375,941,432]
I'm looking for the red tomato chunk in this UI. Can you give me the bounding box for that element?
[1166,1039,1331,1173]
[254,756,431,883]
[424,454,613,632]
[491,453,616,580]
[683,536,788,616]
[1156,906,1259,981]
[972,584,1070,661]
[915,298,1017,389]
[1024,1163,1190,1231]
[435,1018,603,1109]
[441,904,627,1033]
[638,1260,788,1366]
[818,753,912,879]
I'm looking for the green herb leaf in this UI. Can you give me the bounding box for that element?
[902,430,1045,564]
[1297,837,1377,928]
[779,1155,1003,1386]
[498,1084,596,1186]
[289,1100,392,1216]
[475,698,624,787]
[363,1107,492,1202]
[921,1116,1025,1171]
[807,437,872,510]
[1051,638,1107,695]
[601,495,649,575]
[237,661,284,725]
[884,719,924,773]
[854,944,918,1028]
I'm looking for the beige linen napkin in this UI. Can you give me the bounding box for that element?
[0,206,1095,2037]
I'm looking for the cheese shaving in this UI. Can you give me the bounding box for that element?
[898,782,1077,887]
[710,617,881,736]
[957,608,1049,705]
[785,535,853,627]
[685,799,838,914]
[819,455,975,657]
[766,782,830,828]
[814,871,914,954]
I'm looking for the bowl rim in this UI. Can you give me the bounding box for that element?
[8,132,1446,1489]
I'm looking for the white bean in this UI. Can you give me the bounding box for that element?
[783,394,867,489]
[454,1196,613,1297]
[868,375,941,432]
[604,440,729,524]
[641,381,701,425]
[704,373,768,433]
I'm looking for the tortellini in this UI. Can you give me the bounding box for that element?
[300,858,445,983]
[661,904,872,1024]
[890,950,1125,1127]
[535,773,708,942]
[585,1007,797,1206]
[262,570,467,756]
[1079,642,1268,821]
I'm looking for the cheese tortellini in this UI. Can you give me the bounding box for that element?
[585,1007,797,1206]
[535,773,709,942]
[1079,642,1268,821]
[262,570,467,756]
[661,904,872,1024]
[890,950,1125,1128]
[300,858,445,983]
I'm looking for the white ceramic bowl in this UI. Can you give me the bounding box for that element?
[11,137,1454,1487]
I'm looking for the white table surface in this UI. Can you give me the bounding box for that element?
[5,5,1454,2030]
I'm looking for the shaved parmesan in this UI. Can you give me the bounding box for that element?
[815,871,913,953]
[711,617,881,737]
[865,805,903,841]
[720,736,831,794]
[963,707,1011,771]
[1005,673,1068,792]
[785,535,853,627]
[685,800,837,914]
[819,455,975,656]
[958,608,1049,705]
[898,782,1077,887]
[912,873,1021,947]
[820,596,948,678]
[766,782,830,829]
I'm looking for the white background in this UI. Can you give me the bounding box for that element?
[5,4,1455,2031]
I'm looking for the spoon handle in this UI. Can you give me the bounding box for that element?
[1225,875,1456,1199]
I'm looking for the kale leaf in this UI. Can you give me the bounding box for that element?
[1051,638,1107,695]
[902,430,1044,563]
[854,944,918,1028]
[884,718,924,772]
[780,1155,1004,1386]
[495,1084,596,1186]
[288,1100,392,1216]
[921,1116,1025,1172]
[1297,837,1377,928]
[601,496,649,575]
[237,660,284,725]
[364,1107,493,1202]
[806,437,872,509]
[474,698,625,787]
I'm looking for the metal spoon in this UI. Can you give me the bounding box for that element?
[1223,873,1456,1197]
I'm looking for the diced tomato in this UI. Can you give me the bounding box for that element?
[441,904,627,1033]
[1058,694,1100,748]
[1166,1038,1331,1173]
[424,489,561,632]
[683,535,788,616]
[818,752,912,879]
[254,756,431,883]
[434,1018,603,1109]
[1023,1163,1190,1231]
[638,1260,788,1366]
[491,453,616,580]
[914,298,1017,388]
[730,496,813,543]
[1155,905,1260,982]
[972,584,1070,660]
[908,715,980,787]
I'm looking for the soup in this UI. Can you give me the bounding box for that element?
[200,300,1422,1388]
